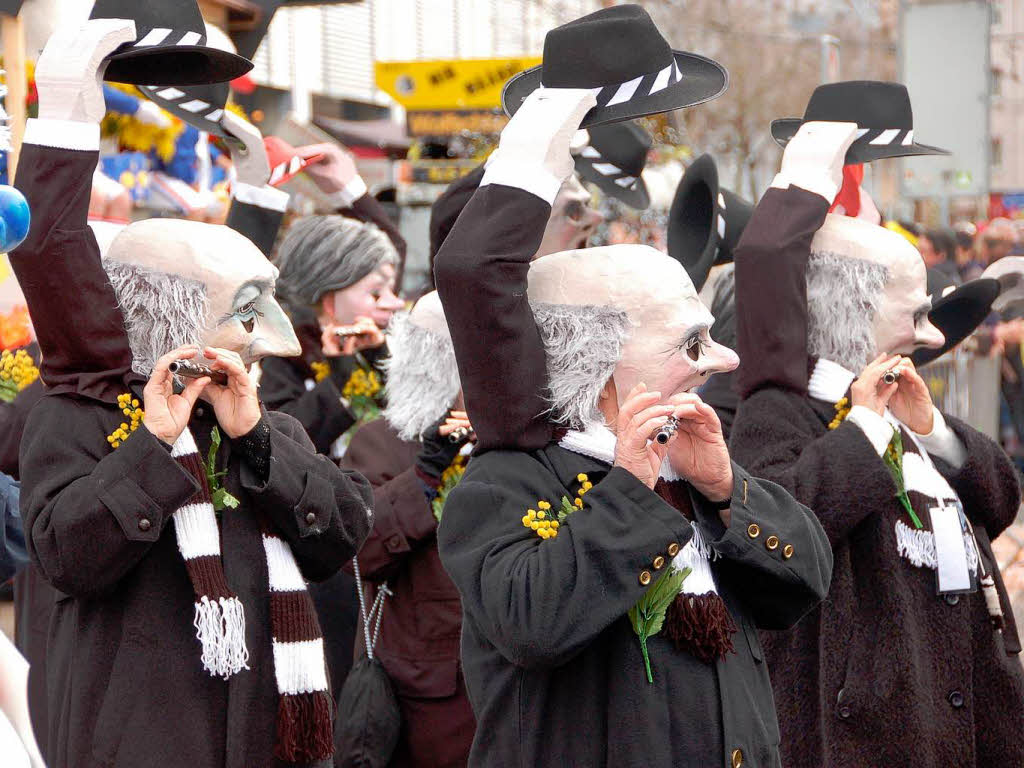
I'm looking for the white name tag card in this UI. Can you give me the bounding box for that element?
[930,502,973,594]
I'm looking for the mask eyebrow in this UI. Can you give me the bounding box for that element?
[232,279,272,307]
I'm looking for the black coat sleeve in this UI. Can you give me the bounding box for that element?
[19,397,199,597]
[932,415,1021,540]
[258,355,355,455]
[11,143,136,402]
[433,184,553,453]
[438,452,694,670]
[734,186,830,399]
[730,388,899,548]
[691,463,833,630]
[238,410,373,582]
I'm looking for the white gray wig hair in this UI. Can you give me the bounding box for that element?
[104,261,208,376]
[275,215,397,308]
[531,302,631,430]
[382,310,461,441]
[806,251,889,373]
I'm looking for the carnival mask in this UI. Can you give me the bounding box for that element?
[536,175,604,259]
[104,219,301,370]
[324,262,404,330]
[527,244,738,410]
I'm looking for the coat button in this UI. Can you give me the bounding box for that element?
[837,687,852,719]
[949,690,965,708]
[652,555,666,570]
[667,542,680,557]
[765,535,780,551]
[731,748,743,767]
[639,570,652,586]
[945,594,960,606]
[305,512,317,525]
[747,523,760,538]
[195,406,205,418]
[782,543,794,559]
[138,518,151,532]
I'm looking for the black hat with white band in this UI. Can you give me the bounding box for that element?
[771,81,949,164]
[667,154,753,292]
[91,0,252,86]
[502,5,728,130]
[574,122,651,209]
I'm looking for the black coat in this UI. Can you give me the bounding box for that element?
[19,370,373,768]
[439,444,832,768]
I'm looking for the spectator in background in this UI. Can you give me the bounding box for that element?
[968,217,1018,280]
[954,222,977,276]
[918,227,962,293]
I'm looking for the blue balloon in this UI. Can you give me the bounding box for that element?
[0,185,30,252]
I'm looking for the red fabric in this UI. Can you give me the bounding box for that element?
[830,164,863,217]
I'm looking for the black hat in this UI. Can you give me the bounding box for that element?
[667,154,753,292]
[502,5,727,130]
[91,0,253,86]
[574,122,651,209]
[771,81,949,164]
[912,279,1000,367]
[138,81,230,137]
[0,1,23,16]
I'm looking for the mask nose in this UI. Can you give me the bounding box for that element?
[916,317,945,351]
[701,339,740,376]
[254,298,301,360]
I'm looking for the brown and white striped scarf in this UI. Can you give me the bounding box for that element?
[171,429,333,764]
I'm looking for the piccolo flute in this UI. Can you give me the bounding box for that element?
[882,368,902,385]
[655,416,679,445]
[448,426,473,444]
[169,360,228,386]
[334,324,374,340]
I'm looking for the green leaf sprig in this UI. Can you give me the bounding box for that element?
[883,430,921,529]
[628,566,691,683]
[204,426,240,512]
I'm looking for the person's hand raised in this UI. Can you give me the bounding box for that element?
[198,347,262,439]
[221,111,271,187]
[613,383,673,490]
[664,392,733,503]
[143,346,209,446]
[850,353,902,417]
[887,357,935,434]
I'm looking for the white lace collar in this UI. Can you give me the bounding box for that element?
[558,423,683,482]
[807,358,857,404]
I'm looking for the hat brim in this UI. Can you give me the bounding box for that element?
[270,154,325,187]
[105,46,253,87]
[574,156,649,209]
[138,83,229,137]
[911,278,1000,367]
[503,51,728,130]
[667,153,720,291]
[771,118,950,163]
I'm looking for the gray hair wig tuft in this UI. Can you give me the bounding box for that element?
[104,261,208,376]
[806,251,889,373]
[274,215,397,308]
[531,302,631,431]
[382,311,461,441]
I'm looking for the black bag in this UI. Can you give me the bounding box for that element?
[333,559,401,768]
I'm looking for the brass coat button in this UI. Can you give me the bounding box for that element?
[667,542,680,557]
[747,523,760,538]
[765,535,780,551]
[782,543,794,559]
[138,518,151,532]
[652,555,666,570]
[305,512,317,525]
[731,748,743,767]
[639,570,652,586]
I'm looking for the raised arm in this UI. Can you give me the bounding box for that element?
[10,20,141,404]
[433,88,595,453]
[734,122,856,400]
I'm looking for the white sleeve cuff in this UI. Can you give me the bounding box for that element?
[845,405,894,457]
[480,158,562,206]
[913,408,967,468]
[24,118,99,152]
[232,182,290,213]
[325,175,368,209]
[768,171,839,205]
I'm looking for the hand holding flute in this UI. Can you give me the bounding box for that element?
[321,316,385,357]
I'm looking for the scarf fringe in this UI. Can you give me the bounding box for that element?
[273,690,334,763]
[193,595,250,679]
[664,592,737,664]
[673,525,718,595]
[894,519,980,573]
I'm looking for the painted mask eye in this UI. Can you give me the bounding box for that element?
[684,336,702,361]
[236,300,262,333]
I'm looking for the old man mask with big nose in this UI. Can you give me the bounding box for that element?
[526,244,739,427]
[103,219,301,374]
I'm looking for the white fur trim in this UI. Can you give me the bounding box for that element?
[807,357,857,404]
[263,535,307,592]
[24,118,99,152]
[272,638,330,694]
[901,451,957,500]
[173,503,221,559]
[894,519,979,574]
[673,524,718,596]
